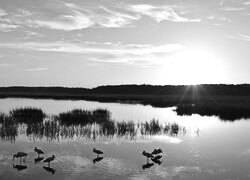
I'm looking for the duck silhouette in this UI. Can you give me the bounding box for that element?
[93,148,103,157]
[43,166,56,174]
[13,163,27,171]
[142,162,154,170]
[93,156,103,164]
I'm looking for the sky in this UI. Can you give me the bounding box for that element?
[0,0,250,88]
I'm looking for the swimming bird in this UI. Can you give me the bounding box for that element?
[142,151,154,159]
[151,148,163,155]
[13,152,27,162]
[43,155,55,166]
[34,147,44,157]
[93,148,103,156]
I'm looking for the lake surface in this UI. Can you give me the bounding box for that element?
[0,98,250,180]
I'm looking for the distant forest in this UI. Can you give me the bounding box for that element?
[1,84,250,120]
[1,84,250,96]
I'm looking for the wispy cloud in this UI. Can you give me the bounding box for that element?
[232,34,250,42]
[126,4,201,23]
[25,67,48,72]
[0,23,20,32]
[0,63,16,68]
[0,1,202,31]
[0,41,184,65]
[242,2,250,5]
[1,2,139,31]
[30,11,94,31]
[0,8,7,16]
[222,7,246,11]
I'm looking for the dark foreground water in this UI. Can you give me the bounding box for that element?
[0,98,250,180]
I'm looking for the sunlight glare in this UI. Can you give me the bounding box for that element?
[160,47,226,85]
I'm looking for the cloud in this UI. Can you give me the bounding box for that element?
[126,4,201,23]
[0,23,20,32]
[30,11,94,30]
[0,8,7,16]
[0,1,202,31]
[222,7,246,11]
[93,6,140,28]
[232,34,250,42]
[0,41,184,65]
[0,63,16,68]
[243,2,250,5]
[13,2,139,30]
[25,67,48,72]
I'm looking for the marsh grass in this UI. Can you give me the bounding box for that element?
[0,108,186,142]
[0,115,18,142]
[56,109,111,125]
[9,107,45,123]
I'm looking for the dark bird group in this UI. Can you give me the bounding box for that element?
[142,148,163,170]
[12,147,162,172]
[13,147,56,174]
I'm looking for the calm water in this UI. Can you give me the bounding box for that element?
[0,98,250,180]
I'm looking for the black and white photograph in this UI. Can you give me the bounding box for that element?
[0,0,250,179]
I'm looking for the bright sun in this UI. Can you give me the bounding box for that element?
[159,47,226,85]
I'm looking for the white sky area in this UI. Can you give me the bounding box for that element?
[0,0,250,87]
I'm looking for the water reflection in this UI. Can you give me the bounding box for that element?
[0,108,189,143]
[93,157,103,164]
[43,166,56,174]
[34,157,44,164]
[142,162,154,170]
[13,163,27,171]
[151,156,162,165]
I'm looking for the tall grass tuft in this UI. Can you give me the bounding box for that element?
[9,107,45,123]
[56,109,111,125]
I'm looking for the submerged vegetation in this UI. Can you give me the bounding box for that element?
[0,107,186,142]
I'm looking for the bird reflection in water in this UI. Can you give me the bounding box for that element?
[34,157,44,164]
[93,156,103,164]
[43,166,56,174]
[151,156,162,165]
[13,163,27,171]
[142,162,154,170]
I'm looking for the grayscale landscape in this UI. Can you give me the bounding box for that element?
[0,0,250,180]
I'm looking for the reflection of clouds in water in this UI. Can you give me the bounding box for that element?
[100,135,182,145]
[154,166,201,179]
[151,135,182,144]
[100,158,137,176]
[59,155,91,168]
[0,153,10,166]
[129,174,151,180]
